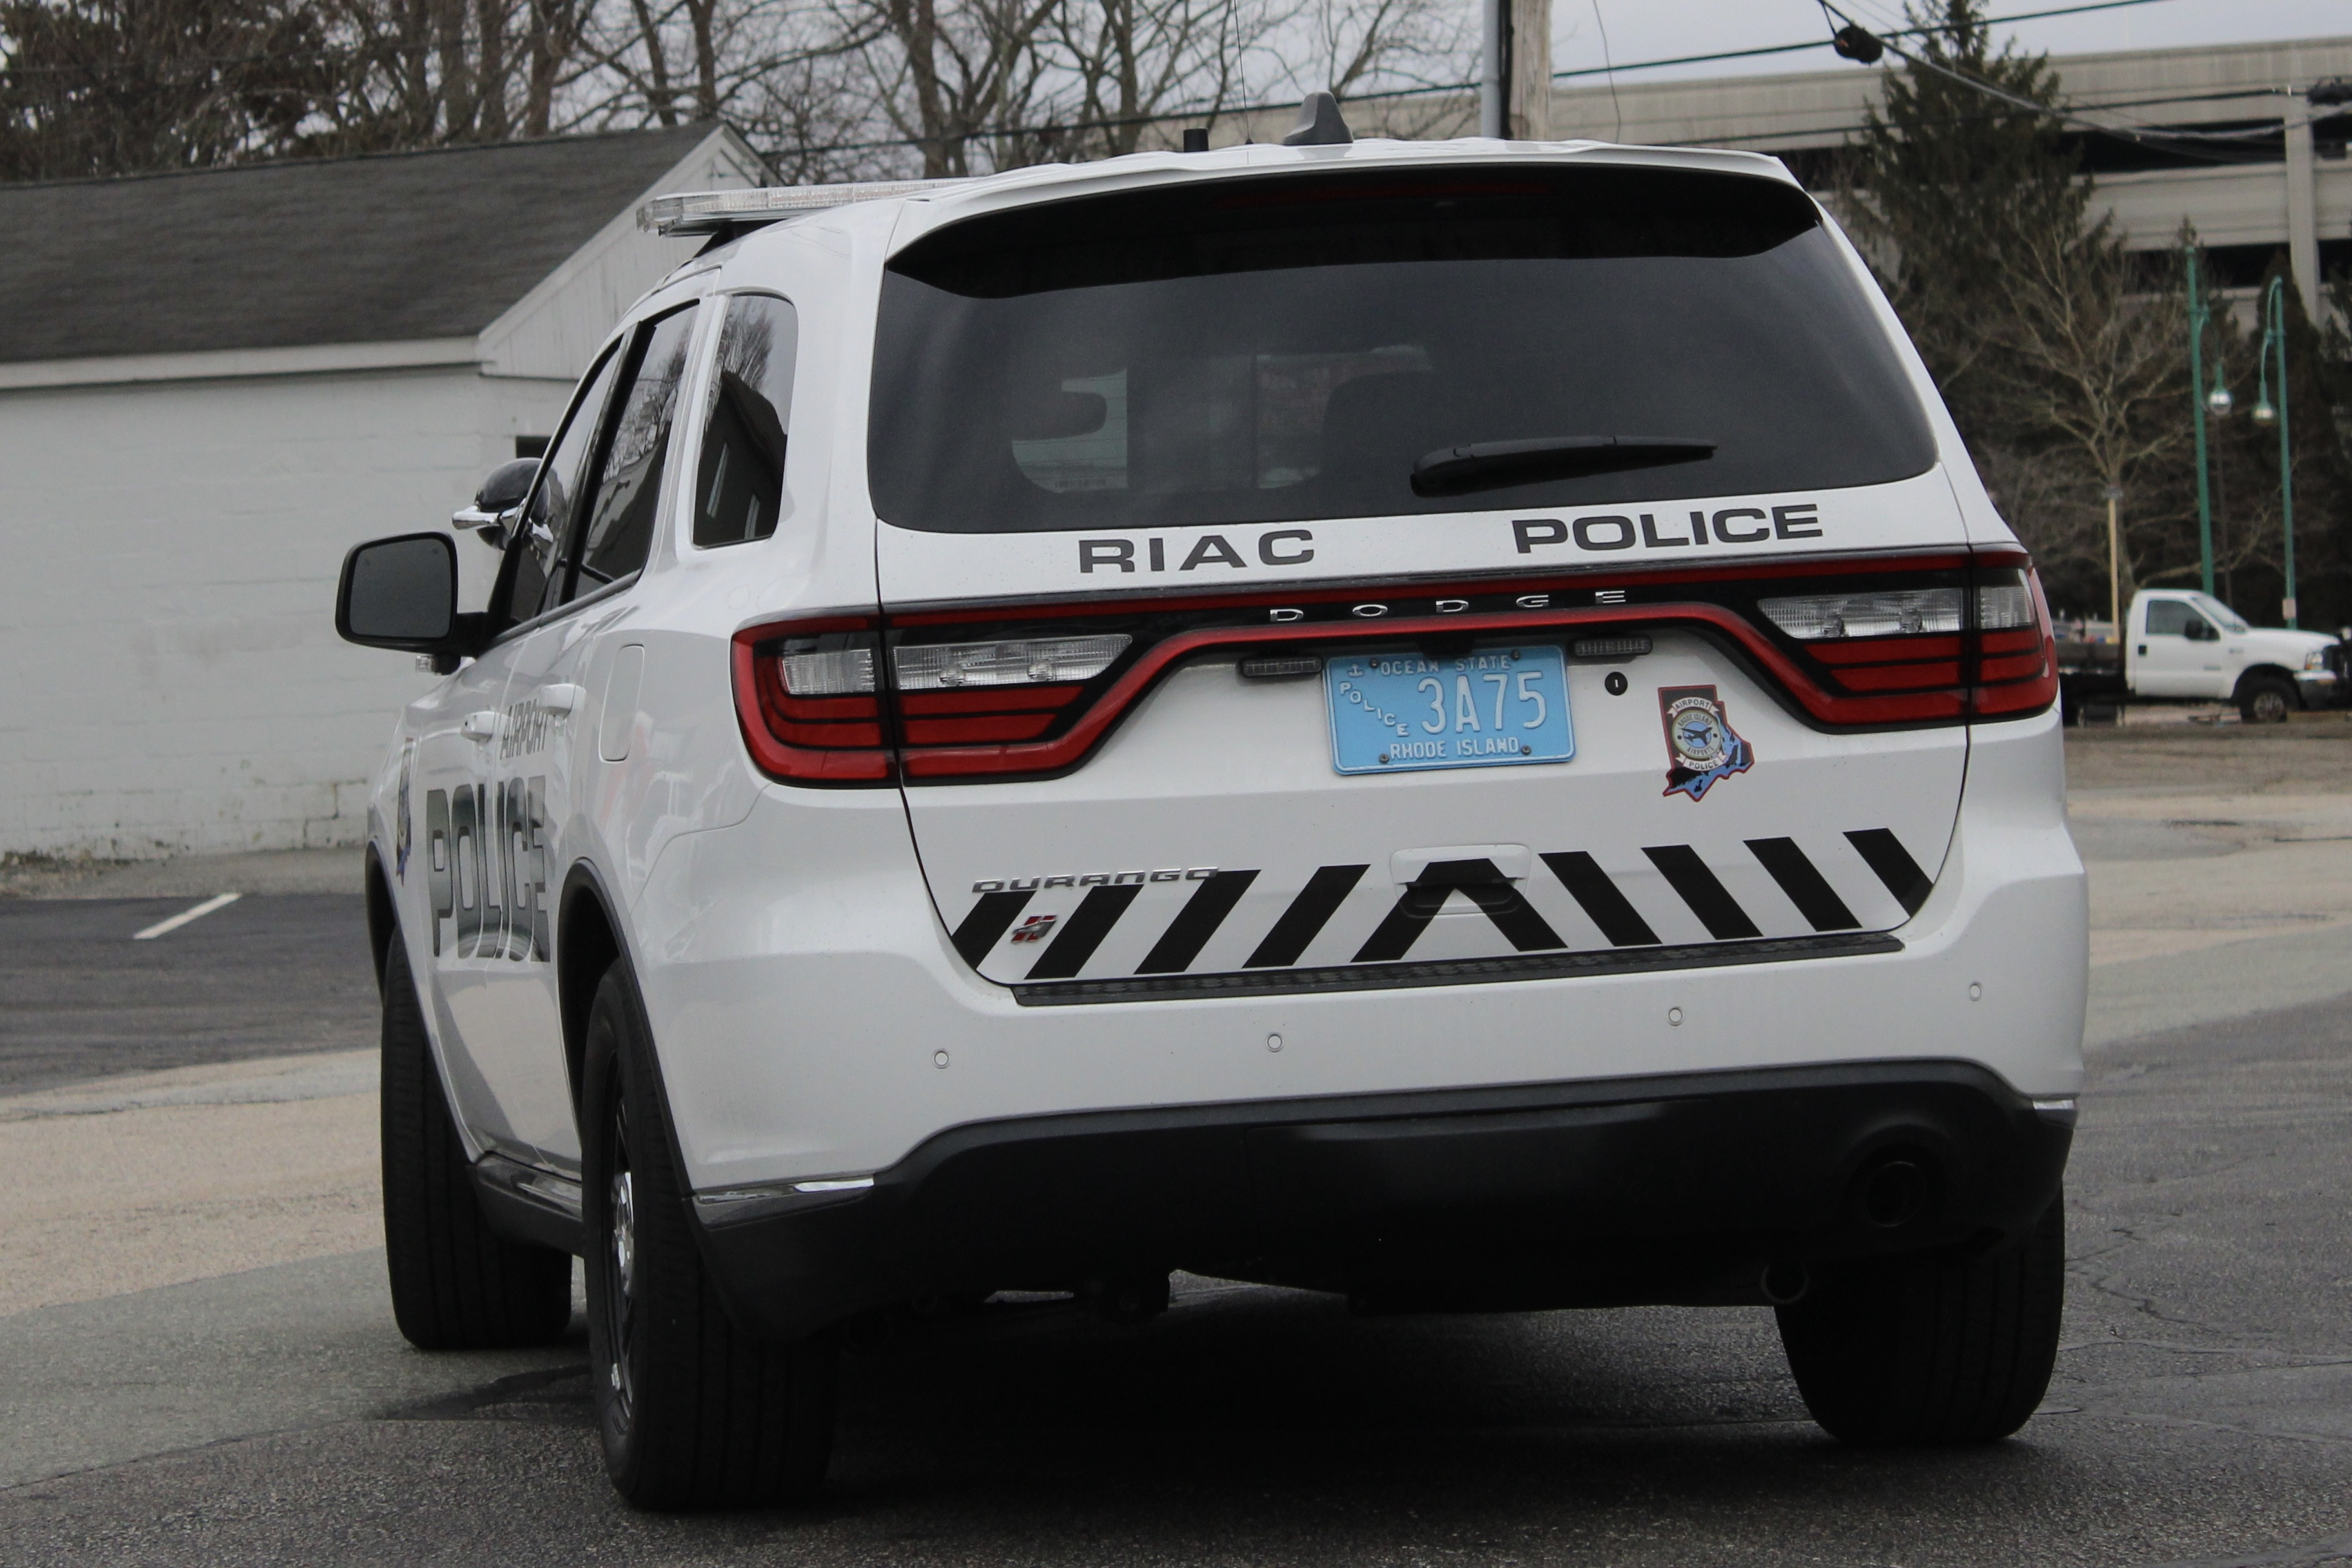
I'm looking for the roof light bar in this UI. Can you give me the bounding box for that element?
[638,180,970,237]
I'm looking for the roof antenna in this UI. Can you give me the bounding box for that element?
[1283,91,1354,147]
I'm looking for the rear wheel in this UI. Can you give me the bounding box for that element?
[2239,675,2295,724]
[582,964,838,1509]
[1775,1193,2065,1445]
[380,936,573,1350]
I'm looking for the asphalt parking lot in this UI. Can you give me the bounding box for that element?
[4,724,2352,1566]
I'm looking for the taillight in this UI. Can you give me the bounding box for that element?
[732,551,2055,787]
[1970,565,2060,718]
[732,617,893,783]
[1748,560,2055,723]
[890,634,1128,745]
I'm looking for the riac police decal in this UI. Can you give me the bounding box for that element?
[1658,685,1753,801]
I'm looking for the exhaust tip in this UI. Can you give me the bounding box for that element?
[1760,1261,1810,1305]
[1857,1156,1932,1229]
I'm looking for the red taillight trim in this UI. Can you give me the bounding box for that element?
[732,552,2055,786]
[898,600,1969,778]
[1969,568,2060,718]
[731,618,894,784]
[899,684,1085,716]
[1808,635,1963,667]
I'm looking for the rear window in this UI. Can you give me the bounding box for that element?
[868,166,1937,536]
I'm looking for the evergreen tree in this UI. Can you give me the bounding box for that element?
[1841,0,2089,446]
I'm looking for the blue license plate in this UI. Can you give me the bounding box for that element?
[1325,645,1575,775]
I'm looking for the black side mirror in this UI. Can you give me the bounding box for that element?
[451,458,540,549]
[336,533,484,672]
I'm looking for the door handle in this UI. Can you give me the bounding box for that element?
[460,710,499,743]
[538,683,585,713]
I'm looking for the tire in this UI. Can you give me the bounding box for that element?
[1775,1193,2065,1445]
[582,964,838,1509]
[2239,676,2295,725]
[380,936,574,1351]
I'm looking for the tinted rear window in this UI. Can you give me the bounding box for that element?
[868,166,1936,535]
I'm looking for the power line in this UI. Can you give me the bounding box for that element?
[1814,0,2313,147]
[1549,0,2185,82]
[769,0,2228,162]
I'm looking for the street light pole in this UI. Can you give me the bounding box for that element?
[2253,275,2297,627]
[2103,484,2124,633]
[2186,244,2217,596]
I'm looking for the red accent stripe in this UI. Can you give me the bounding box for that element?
[899,600,1968,778]
[1833,661,1963,692]
[1807,635,1962,666]
[727,550,2056,786]
[903,713,1060,744]
[899,685,1085,716]
[774,693,881,721]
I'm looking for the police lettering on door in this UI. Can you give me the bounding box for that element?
[421,778,550,961]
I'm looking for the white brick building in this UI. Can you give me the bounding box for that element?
[0,124,763,857]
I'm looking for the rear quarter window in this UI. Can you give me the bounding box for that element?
[868,166,1937,535]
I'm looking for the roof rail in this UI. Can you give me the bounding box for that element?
[638,179,970,237]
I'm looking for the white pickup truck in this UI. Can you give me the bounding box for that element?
[2057,589,2344,723]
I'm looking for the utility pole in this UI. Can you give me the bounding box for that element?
[1482,0,1553,140]
[2103,484,2124,634]
[2186,244,2217,596]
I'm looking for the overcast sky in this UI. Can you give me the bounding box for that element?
[1551,0,2350,86]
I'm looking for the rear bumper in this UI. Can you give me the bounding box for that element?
[694,1059,2073,1340]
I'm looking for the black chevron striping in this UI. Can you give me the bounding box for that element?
[1540,852,1660,947]
[1453,881,1568,952]
[1355,859,1564,962]
[1845,828,1934,916]
[1351,884,1450,962]
[1136,870,1260,974]
[951,890,1034,966]
[1745,837,1861,932]
[1246,865,1368,968]
[1643,845,1763,940]
[1026,884,1144,980]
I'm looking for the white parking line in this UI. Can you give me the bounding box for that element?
[132,892,242,941]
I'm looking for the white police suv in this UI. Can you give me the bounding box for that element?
[338,118,2084,1510]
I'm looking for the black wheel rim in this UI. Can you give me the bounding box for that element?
[603,1098,638,1433]
[2255,689,2289,723]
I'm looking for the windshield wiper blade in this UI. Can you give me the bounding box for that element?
[1410,435,1716,498]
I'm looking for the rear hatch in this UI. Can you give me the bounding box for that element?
[784,161,2054,994]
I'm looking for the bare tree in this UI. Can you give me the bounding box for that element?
[1985,216,2188,597]
[1043,0,1282,158]
[832,0,1058,177]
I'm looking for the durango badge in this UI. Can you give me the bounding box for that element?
[1658,685,1754,801]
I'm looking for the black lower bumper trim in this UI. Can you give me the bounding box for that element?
[1012,930,1903,1006]
[473,1152,587,1256]
[692,1059,2070,1342]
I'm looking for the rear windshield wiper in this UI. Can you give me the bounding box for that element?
[1410,435,1716,498]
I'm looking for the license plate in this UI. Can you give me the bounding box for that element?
[1325,645,1575,775]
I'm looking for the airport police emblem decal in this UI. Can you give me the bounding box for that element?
[1658,685,1753,801]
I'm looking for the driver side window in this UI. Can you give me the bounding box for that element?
[506,346,621,625]
[571,304,700,594]
[2144,600,2194,637]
